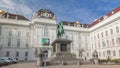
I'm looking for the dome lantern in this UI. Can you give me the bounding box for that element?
[34,9,56,20]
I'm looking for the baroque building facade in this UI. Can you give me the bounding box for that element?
[0,6,120,61]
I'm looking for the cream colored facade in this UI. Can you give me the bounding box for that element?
[0,7,120,61]
[89,9,120,60]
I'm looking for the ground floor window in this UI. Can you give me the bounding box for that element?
[16,58,18,60]
[99,52,101,57]
[87,53,89,57]
[16,51,19,57]
[103,51,105,57]
[25,51,28,57]
[25,58,28,60]
[119,50,120,56]
[113,51,116,56]
[6,51,9,57]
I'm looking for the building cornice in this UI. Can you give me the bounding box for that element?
[89,10,120,32]
[0,22,30,27]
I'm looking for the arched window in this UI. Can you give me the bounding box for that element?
[43,50,48,53]
[43,50,48,58]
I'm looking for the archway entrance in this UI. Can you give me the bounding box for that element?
[42,50,48,60]
[92,50,98,60]
[107,50,111,59]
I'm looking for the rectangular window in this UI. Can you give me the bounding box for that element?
[17,39,20,47]
[8,38,11,47]
[99,52,101,57]
[87,53,89,57]
[26,43,28,47]
[112,39,114,45]
[98,42,100,48]
[119,50,120,56]
[103,51,105,57]
[16,52,19,57]
[95,42,97,49]
[6,51,9,57]
[97,34,99,39]
[18,31,21,37]
[116,26,119,33]
[25,52,28,57]
[0,26,2,36]
[116,38,120,44]
[102,41,106,47]
[44,27,48,36]
[106,31,108,36]
[113,51,116,56]
[92,44,93,49]
[9,31,12,36]
[26,40,28,47]
[110,29,113,35]
[94,35,96,40]
[16,58,18,60]
[101,32,103,38]
[25,58,28,60]
[26,32,29,37]
[107,40,109,46]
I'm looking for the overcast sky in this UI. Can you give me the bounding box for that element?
[0,0,119,24]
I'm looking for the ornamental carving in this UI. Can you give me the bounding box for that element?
[34,9,56,19]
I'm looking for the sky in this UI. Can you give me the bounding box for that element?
[0,0,119,24]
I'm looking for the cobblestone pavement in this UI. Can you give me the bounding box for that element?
[1,62,120,68]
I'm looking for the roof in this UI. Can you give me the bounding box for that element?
[2,13,29,21]
[89,6,120,27]
[38,9,52,13]
[62,21,89,28]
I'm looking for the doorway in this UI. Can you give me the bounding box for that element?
[107,50,111,59]
[42,50,48,60]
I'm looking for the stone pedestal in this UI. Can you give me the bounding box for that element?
[49,39,79,65]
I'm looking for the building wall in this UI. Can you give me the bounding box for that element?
[63,25,89,59]
[89,10,120,60]
[0,18,31,61]
[0,9,120,61]
[30,18,57,60]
